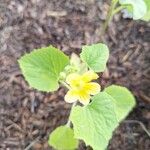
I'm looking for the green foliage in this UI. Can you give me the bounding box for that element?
[18,46,69,92]
[119,0,147,20]
[18,43,136,150]
[142,0,150,21]
[80,43,109,72]
[48,126,78,150]
[105,85,136,121]
[70,92,118,150]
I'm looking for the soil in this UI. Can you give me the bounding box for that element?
[0,0,150,150]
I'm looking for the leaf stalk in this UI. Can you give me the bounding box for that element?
[66,101,77,127]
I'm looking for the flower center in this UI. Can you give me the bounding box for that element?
[74,80,84,90]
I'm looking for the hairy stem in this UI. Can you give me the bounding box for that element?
[66,101,77,127]
[112,5,126,15]
[100,0,119,38]
[59,81,72,127]
[59,80,77,127]
[60,81,70,89]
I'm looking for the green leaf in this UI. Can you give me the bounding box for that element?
[119,0,147,20]
[142,0,150,21]
[80,43,109,72]
[105,85,136,121]
[48,126,79,150]
[18,46,69,92]
[70,92,118,150]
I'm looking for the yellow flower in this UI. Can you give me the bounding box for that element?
[64,71,100,105]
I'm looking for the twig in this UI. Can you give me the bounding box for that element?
[122,50,133,62]
[24,136,40,150]
[30,92,35,113]
[124,120,150,137]
[6,119,25,133]
[139,92,150,103]
[47,11,67,17]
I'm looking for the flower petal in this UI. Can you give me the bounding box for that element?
[81,71,99,82]
[78,90,91,105]
[84,82,100,95]
[64,90,78,103]
[66,73,80,85]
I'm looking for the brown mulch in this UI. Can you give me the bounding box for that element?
[0,0,150,150]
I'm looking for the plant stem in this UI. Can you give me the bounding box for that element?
[112,5,126,15]
[100,0,119,38]
[59,80,76,127]
[59,81,70,89]
[66,101,77,127]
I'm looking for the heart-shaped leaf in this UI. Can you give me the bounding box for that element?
[70,92,118,150]
[105,85,136,121]
[18,46,69,92]
[48,126,79,150]
[80,43,109,72]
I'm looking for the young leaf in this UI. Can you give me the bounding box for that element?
[105,85,136,121]
[80,43,109,72]
[70,53,88,74]
[70,92,118,150]
[48,126,78,150]
[119,0,147,20]
[142,0,150,21]
[18,46,69,92]
[70,53,81,69]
